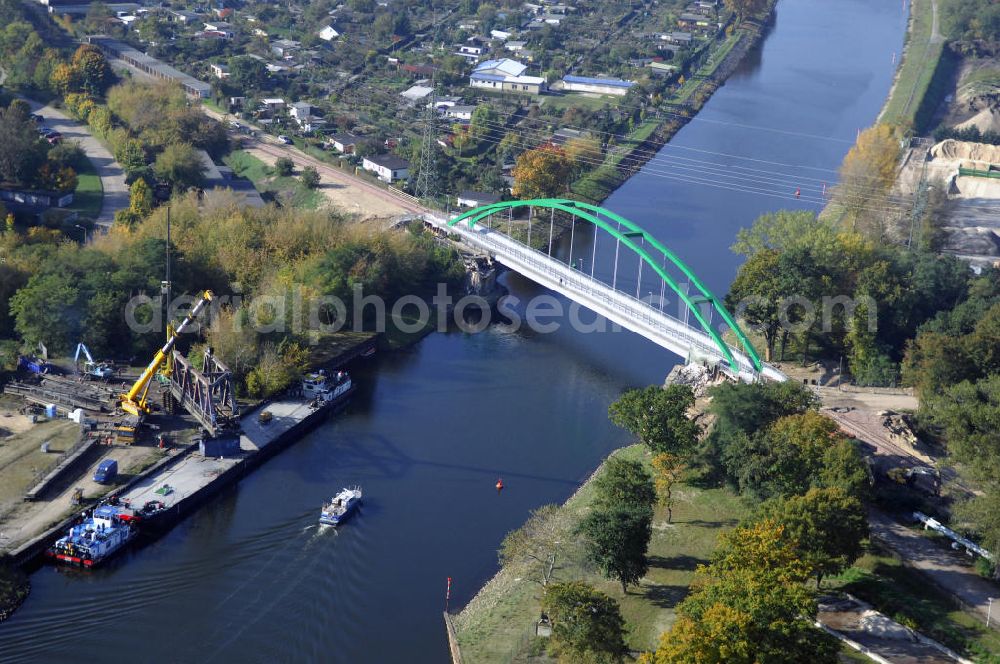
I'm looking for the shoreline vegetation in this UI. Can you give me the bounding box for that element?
[450,444,751,662]
[570,1,779,205]
[0,556,29,623]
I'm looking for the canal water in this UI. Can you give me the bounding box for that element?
[0,0,905,661]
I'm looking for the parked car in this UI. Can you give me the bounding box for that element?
[46,133,62,144]
[38,126,54,135]
[93,459,118,484]
[277,135,292,145]
[29,113,44,124]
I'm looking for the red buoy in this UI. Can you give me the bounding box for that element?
[794,187,801,199]
[496,478,504,493]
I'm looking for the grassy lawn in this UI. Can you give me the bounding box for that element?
[0,419,81,511]
[69,153,103,220]
[828,544,1000,662]
[542,93,618,113]
[223,150,325,209]
[452,444,752,663]
[881,0,944,127]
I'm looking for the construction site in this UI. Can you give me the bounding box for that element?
[0,289,375,570]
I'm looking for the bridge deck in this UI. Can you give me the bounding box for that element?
[425,214,785,383]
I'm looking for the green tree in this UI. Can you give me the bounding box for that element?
[153,142,206,191]
[593,456,656,510]
[9,272,82,352]
[228,55,269,91]
[609,384,699,456]
[542,582,628,664]
[0,102,47,184]
[114,138,150,181]
[578,501,652,593]
[645,521,838,664]
[469,103,498,139]
[758,487,868,586]
[725,249,785,361]
[300,166,320,189]
[498,504,562,587]
[275,156,295,177]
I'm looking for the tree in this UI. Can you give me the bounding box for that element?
[542,582,628,663]
[153,142,206,191]
[564,136,602,171]
[275,156,295,177]
[725,249,784,361]
[721,411,848,500]
[499,504,563,587]
[228,55,269,91]
[578,502,652,593]
[609,385,699,456]
[758,487,868,586]
[835,124,901,238]
[651,453,685,523]
[128,178,154,218]
[0,102,48,185]
[593,456,656,510]
[469,104,498,140]
[932,375,1000,486]
[512,145,573,199]
[9,272,82,352]
[35,162,77,193]
[71,44,111,96]
[644,521,838,664]
[114,138,150,181]
[723,0,768,23]
[300,166,320,189]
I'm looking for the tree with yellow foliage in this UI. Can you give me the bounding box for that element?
[835,123,901,239]
[640,521,838,664]
[651,452,685,522]
[512,145,573,199]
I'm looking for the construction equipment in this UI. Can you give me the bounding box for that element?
[18,355,56,375]
[119,291,213,418]
[73,343,115,381]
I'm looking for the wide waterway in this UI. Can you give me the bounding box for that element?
[0,1,906,661]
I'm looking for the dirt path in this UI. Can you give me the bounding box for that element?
[243,143,418,219]
[870,509,1000,630]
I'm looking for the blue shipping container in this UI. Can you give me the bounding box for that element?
[199,435,241,458]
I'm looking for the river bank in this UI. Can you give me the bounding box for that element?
[878,0,954,134]
[570,2,779,205]
[449,443,750,662]
[0,559,28,623]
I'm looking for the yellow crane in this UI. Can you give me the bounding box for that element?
[119,291,214,417]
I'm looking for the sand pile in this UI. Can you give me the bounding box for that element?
[931,139,1000,165]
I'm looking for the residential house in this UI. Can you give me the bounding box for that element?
[170,9,201,23]
[289,101,324,132]
[327,133,361,154]
[362,154,410,183]
[456,37,488,60]
[561,75,634,96]
[318,25,340,41]
[444,105,476,121]
[259,97,286,113]
[505,40,527,52]
[661,31,693,45]
[677,12,712,28]
[456,190,501,207]
[490,29,512,41]
[203,21,234,38]
[401,84,434,104]
[271,39,301,57]
[210,63,230,79]
[469,58,545,94]
[549,127,587,147]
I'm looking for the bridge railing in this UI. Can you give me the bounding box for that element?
[433,215,763,380]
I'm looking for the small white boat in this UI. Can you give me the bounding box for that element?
[319,487,362,526]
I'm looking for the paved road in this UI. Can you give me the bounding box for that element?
[871,509,1000,628]
[28,101,128,231]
